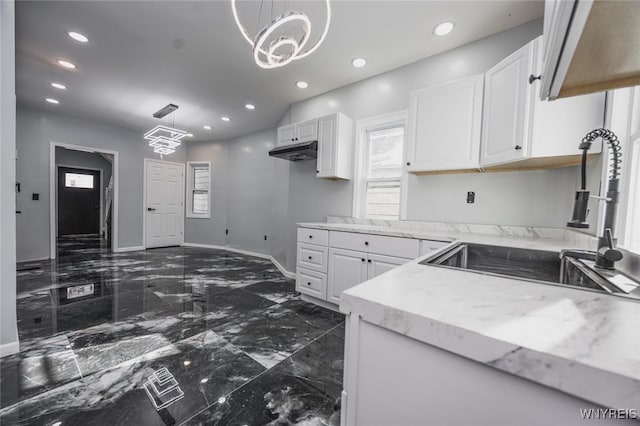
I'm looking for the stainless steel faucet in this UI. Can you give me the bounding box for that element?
[566,128,624,270]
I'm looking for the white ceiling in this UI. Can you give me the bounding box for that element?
[15,0,544,142]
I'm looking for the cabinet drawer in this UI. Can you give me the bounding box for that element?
[297,243,328,273]
[297,228,329,246]
[296,268,326,299]
[330,231,420,259]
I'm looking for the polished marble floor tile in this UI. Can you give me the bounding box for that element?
[185,325,344,426]
[2,237,345,425]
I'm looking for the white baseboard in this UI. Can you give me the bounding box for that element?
[182,242,295,279]
[0,340,19,357]
[17,256,50,263]
[114,246,145,253]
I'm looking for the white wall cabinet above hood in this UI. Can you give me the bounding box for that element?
[540,0,640,100]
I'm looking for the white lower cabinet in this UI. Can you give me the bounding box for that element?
[327,248,368,304]
[297,227,442,306]
[367,253,409,279]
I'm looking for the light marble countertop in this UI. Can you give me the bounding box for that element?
[315,221,640,410]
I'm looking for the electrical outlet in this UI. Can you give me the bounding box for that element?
[467,191,475,203]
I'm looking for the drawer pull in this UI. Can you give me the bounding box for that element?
[308,256,312,260]
[307,282,311,286]
[364,241,369,246]
[308,235,313,239]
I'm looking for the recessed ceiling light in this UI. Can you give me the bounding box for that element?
[245,104,255,110]
[351,57,367,68]
[56,59,76,69]
[433,21,454,36]
[186,133,194,137]
[200,378,209,383]
[51,82,66,90]
[203,125,212,130]
[45,98,59,104]
[67,31,89,43]
[217,396,226,404]
[221,116,231,122]
[183,360,191,366]
[296,81,308,89]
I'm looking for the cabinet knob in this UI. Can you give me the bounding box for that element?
[528,74,541,84]
[308,256,312,260]
[307,282,311,286]
[309,235,313,239]
[515,145,522,150]
[406,162,411,166]
[361,258,365,262]
[367,259,372,263]
[364,241,369,246]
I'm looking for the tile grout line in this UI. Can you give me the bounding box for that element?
[178,319,346,425]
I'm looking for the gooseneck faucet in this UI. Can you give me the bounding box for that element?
[566,128,623,270]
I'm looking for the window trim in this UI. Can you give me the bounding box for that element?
[352,110,408,219]
[186,161,211,219]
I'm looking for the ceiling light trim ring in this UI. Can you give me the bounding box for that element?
[232,0,331,68]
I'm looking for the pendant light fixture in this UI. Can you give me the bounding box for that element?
[145,104,188,157]
[231,0,331,69]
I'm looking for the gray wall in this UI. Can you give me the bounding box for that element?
[184,140,229,246]
[16,106,186,261]
[55,147,113,234]
[1,0,18,355]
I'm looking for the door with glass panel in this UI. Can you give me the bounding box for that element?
[57,167,101,235]
[145,159,184,248]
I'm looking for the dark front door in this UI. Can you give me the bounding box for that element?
[58,167,101,235]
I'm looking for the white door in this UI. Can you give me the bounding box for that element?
[367,253,409,280]
[145,159,184,248]
[481,39,536,166]
[406,74,484,171]
[327,247,367,304]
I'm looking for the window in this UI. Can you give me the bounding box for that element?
[65,172,94,189]
[353,111,407,220]
[186,161,211,218]
[621,137,640,253]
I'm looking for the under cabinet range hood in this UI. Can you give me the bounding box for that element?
[541,0,640,100]
[268,140,318,161]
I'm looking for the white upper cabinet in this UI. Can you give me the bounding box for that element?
[481,36,605,168]
[277,124,296,146]
[276,119,318,146]
[317,112,354,180]
[406,74,484,172]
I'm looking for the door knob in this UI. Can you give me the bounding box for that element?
[147,207,156,211]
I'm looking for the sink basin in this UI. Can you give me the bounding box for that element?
[420,242,640,299]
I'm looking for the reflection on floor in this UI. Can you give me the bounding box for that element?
[1,237,344,425]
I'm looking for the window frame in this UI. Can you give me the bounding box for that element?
[613,86,640,254]
[352,110,408,220]
[186,161,211,219]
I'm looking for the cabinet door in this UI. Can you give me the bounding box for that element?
[327,248,367,305]
[296,119,318,142]
[317,114,336,176]
[481,39,536,166]
[367,254,409,280]
[406,75,484,171]
[278,125,296,146]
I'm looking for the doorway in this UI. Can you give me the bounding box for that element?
[57,167,101,235]
[50,142,119,259]
[144,158,185,248]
